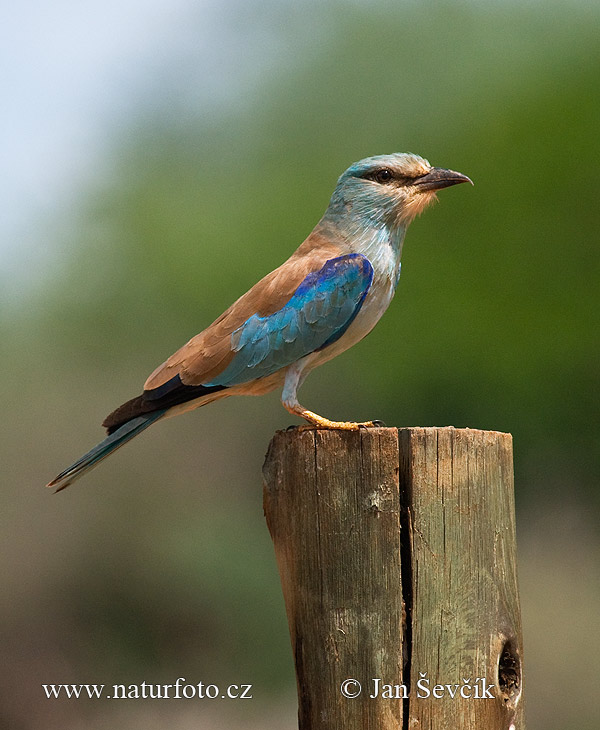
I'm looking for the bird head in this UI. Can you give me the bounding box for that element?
[327,153,472,231]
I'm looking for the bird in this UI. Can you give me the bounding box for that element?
[47,152,471,491]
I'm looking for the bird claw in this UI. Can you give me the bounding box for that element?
[357,419,386,429]
[286,423,319,432]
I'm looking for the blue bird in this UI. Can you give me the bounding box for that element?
[47,153,471,491]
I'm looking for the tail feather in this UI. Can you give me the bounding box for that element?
[47,410,166,492]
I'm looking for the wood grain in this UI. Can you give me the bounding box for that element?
[263,426,524,729]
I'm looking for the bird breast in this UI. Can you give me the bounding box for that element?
[302,244,400,373]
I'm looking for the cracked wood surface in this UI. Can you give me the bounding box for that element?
[263,426,524,730]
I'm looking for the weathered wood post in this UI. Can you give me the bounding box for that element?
[263,427,524,729]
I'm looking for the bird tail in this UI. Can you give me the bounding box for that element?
[46,410,167,493]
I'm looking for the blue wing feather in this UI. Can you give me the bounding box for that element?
[205,254,373,387]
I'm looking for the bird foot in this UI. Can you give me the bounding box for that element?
[297,416,385,431]
[284,404,385,431]
[294,421,381,432]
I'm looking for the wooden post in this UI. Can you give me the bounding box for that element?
[263,427,524,730]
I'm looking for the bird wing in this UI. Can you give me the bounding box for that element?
[143,243,372,392]
[203,252,373,387]
[143,235,335,389]
[102,242,373,432]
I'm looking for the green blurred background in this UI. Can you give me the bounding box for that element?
[2,1,599,728]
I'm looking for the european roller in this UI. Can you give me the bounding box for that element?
[48,153,471,491]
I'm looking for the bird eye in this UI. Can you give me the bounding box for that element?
[375,169,393,184]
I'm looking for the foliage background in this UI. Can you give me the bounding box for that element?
[2,1,598,728]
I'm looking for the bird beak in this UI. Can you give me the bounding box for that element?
[412,167,473,192]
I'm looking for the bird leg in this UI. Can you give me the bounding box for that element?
[282,362,377,431]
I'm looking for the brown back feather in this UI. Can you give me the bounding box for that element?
[144,231,342,389]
